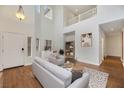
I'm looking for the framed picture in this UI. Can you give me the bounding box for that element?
[81,33,92,47]
[44,40,52,51]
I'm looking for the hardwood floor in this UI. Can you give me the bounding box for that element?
[73,57,124,88]
[0,56,124,88]
[100,57,124,88]
[2,66,42,88]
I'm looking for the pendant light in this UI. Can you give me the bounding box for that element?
[16,5,25,20]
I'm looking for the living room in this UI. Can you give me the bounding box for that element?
[0,4,124,89]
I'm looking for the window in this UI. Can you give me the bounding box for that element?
[36,38,40,51]
[44,6,53,20]
[27,37,32,56]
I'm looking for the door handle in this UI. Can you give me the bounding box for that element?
[22,48,24,51]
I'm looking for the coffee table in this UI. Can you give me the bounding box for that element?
[61,62,83,82]
[61,62,75,71]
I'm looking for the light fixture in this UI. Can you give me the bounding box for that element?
[16,5,25,20]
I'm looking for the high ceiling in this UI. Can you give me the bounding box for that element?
[0,5,34,25]
[64,5,96,15]
[100,19,124,36]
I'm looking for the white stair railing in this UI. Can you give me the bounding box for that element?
[66,7,97,26]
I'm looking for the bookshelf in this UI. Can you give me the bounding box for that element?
[65,41,75,58]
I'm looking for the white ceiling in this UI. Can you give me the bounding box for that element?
[64,5,96,15]
[100,19,124,36]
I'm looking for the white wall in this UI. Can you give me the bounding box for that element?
[63,7,76,26]
[97,6,124,24]
[0,6,34,35]
[63,5,124,65]
[106,34,122,57]
[99,27,107,64]
[37,5,124,66]
[35,6,41,57]
[98,5,124,64]
[64,33,75,42]
[0,33,2,68]
[35,5,64,53]
[63,16,99,65]
[40,6,55,52]
[0,6,35,66]
[54,6,64,51]
[34,5,56,57]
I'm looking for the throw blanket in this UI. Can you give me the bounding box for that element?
[71,70,83,83]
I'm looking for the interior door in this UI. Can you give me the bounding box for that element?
[2,32,25,69]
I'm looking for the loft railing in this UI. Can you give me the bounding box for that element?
[66,7,97,26]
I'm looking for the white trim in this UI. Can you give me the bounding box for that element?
[77,58,100,66]
[122,60,124,67]
[99,60,103,65]
[24,62,32,66]
[0,64,3,71]
[0,31,25,36]
[121,58,123,62]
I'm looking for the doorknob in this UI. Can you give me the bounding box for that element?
[22,48,24,51]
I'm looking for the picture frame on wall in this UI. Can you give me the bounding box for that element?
[81,33,92,47]
[45,40,52,51]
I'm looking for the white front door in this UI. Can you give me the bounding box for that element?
[2,32,25,69]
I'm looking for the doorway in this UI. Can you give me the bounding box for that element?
[64,31,75,62]
[1,32,25,69]
[100,19,124,64]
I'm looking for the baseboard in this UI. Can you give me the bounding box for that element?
[0,65,3,71]
[24,63,32,66]
[121,59,123,62]
[120,59,124,67]
[77,59,100,66]
[107,55,121,59]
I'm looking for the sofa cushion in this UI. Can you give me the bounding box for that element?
[48,55,65,66]
[41,51,52,61]
[34,57,72,87]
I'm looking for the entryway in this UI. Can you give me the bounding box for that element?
[99,19,124,87]
[100,19,124,63]
[64,31,75,62]
[1,32,25,69]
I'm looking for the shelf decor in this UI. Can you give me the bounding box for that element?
[65,41,75,58]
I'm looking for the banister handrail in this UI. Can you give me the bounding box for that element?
[65,7,97,26]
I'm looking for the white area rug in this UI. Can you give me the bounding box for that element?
[0,72,3,88]
[83,67,109,88]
